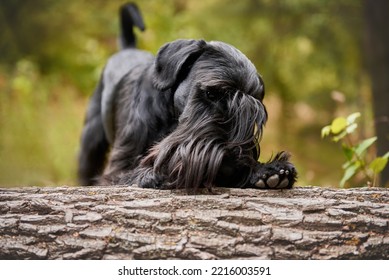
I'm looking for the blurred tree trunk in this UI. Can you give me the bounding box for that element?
[363,0,389,187]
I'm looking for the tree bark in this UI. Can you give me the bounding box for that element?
[0,185,388,260]
[363,0,389,186]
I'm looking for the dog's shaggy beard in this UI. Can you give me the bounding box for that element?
[137,90,267,191]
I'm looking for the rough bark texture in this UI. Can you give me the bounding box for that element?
[0,185,388,260]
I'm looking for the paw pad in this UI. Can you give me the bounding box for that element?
[254,166,296,189]
[255,174,290,189]
[267,174,280,188]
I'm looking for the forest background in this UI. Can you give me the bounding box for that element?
[0,0,388,187]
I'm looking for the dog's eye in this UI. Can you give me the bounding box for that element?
[203,87,224,102]
[206,90,218,101]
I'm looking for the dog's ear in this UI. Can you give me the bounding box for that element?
[153,39,207,91]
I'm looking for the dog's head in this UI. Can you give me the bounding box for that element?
[147,39,267,190]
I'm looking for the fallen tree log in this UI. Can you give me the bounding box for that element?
[0,185,388,260]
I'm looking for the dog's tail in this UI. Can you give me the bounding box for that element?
[119,2,145,49]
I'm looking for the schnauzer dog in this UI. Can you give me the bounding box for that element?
[78,3,297,191]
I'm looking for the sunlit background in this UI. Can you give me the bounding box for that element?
[0,0,385,187]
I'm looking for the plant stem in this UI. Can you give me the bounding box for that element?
[372,174,376,188]
[345,134,372,183]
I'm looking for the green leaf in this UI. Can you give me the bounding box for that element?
[332,130,347,142]
[369,157,388,174]
[342,161,352,170]
[346,112,361,125]
[355,137,377,156]
[330,117,347,134]
[342,145,354,161]
[346,123,358,134]
[382,151,389,159]
[340,161,361,188]
[321,125,331,138]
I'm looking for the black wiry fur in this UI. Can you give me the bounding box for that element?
[78,2,297,190]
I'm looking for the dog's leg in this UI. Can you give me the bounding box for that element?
[249,151,297,189]
[78,78,109,185]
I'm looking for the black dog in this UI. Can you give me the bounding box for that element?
[78,3,297,191]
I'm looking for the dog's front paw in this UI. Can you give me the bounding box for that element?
[129,167,168,189]
[137,172,166,189]
[254,167,295,189]
[251,152,297,189]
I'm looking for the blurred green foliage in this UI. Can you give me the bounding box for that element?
[322,112,389,187]
[0,0,374,187]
